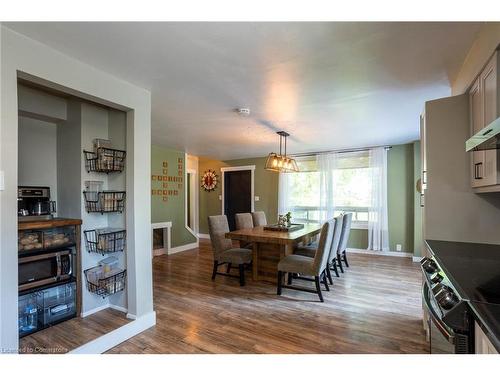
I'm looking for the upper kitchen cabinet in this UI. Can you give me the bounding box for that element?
[469,50,500,192]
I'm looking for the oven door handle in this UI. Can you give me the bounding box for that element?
[422,283,455,343]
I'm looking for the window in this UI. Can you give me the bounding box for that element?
[281,153,372,228]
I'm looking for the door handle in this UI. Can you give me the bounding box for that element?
[474,162,483,179]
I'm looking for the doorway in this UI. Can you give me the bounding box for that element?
[221,166,255,231]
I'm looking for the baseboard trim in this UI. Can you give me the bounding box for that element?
[80,304,110,318]
[347,248,413,258]
[198,233,210,239]
[168,241,198,255]
[109,304,128,314]
[69,311,156,354]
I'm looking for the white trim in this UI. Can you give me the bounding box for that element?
[184,159,199,239]
[109,304,129,314]
[412,256,423,262]
[81,303,129,318]
[68,311,156,354]
[221,165,255,215]
[168,241,198,255]
[80,304,111,318]
[198,233,210,239]
[347,248,413,258]
[151,221,172,258]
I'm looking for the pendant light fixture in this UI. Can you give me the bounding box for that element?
[265,131,299,173]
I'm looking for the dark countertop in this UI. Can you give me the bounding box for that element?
[426,240,500,352]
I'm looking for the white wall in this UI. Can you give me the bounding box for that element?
[0,25,154,352]
[18,117,58,203]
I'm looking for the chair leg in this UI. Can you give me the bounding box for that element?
[287,272,293,285]
[239,264,245,286]
[326,267,333,285]
[331,262,340,277]
[211,261,218,280]
[343,251,349,267]
[337,254,344,273]
[314,276,324,302]
[227,263,232,273]
[322,272,330,291]
[277,271,283,295]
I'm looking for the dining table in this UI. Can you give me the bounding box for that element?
[225,223,322,283]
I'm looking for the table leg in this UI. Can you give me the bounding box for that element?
[252,242,259,281]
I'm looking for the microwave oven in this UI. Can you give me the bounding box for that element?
[18,249,73,292]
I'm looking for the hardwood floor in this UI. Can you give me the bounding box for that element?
[19,308,130,354]
[107,239,429,354]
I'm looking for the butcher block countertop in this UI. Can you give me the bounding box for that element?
[18,217,82,230]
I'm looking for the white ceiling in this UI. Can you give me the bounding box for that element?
[5,22,482,160]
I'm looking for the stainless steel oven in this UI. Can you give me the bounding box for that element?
[423,283,470,353]
[421,257,473,354]
[18,249,72,292]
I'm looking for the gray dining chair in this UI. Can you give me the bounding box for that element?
[235,212,254,249]
[294,215,344,283]
[277,221,333,302]
[208,215,252,286]
[251,211,267,226]
[235,213,254,229]
[336,212,353,273]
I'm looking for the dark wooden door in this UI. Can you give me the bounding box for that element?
[224,170,252,231]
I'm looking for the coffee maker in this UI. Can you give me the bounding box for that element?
[18,186,56,221]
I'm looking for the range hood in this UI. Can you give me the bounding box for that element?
[466,117,500,152]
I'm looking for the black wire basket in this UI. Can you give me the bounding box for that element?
[83,191,126,214]
[84,266,127,298]
[84,229,126,255]
[83,147,126,173]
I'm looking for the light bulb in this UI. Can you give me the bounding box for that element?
[272,158,278,167]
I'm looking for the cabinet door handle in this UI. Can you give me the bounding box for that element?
[474,162,483,180]
[422,170,427,185]
[420,193,425,207]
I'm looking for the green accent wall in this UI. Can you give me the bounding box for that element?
[198,143,420,254]
[413,141,422,257]
[151,145,197,247]
[198,156,279,234]
[387,143,415,252]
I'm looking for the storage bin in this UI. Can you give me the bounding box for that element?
[84,147,126,173]
[84,228,126,255]
[36,282,76,326]
[18,293,39,336]
[83,191,126,213]
[18,231,43,252]
[42,227,76,250]
[85,265,126,298]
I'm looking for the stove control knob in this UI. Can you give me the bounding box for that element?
[430,272,443,284]
[420,257,439,274]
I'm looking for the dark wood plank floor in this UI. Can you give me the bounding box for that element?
[19,308,130,354]
[108,239,428,354]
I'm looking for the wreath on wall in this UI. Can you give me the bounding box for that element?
[201,169,218,192]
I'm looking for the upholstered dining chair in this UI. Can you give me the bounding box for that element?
[336,212,353,273]
[251,211,267,226]
[294,215,344,282]
[277,221,333,302]
[208,215,252,286]
[235,212,254,249]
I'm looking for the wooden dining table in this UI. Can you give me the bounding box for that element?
[225,224,321,283]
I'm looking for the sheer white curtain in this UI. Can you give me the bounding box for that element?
[316,153,338,223]
[278,172,292,216]
[367,147,389,251]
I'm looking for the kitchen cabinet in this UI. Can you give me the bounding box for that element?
[475,322,499,354]
[469,51,500,191]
